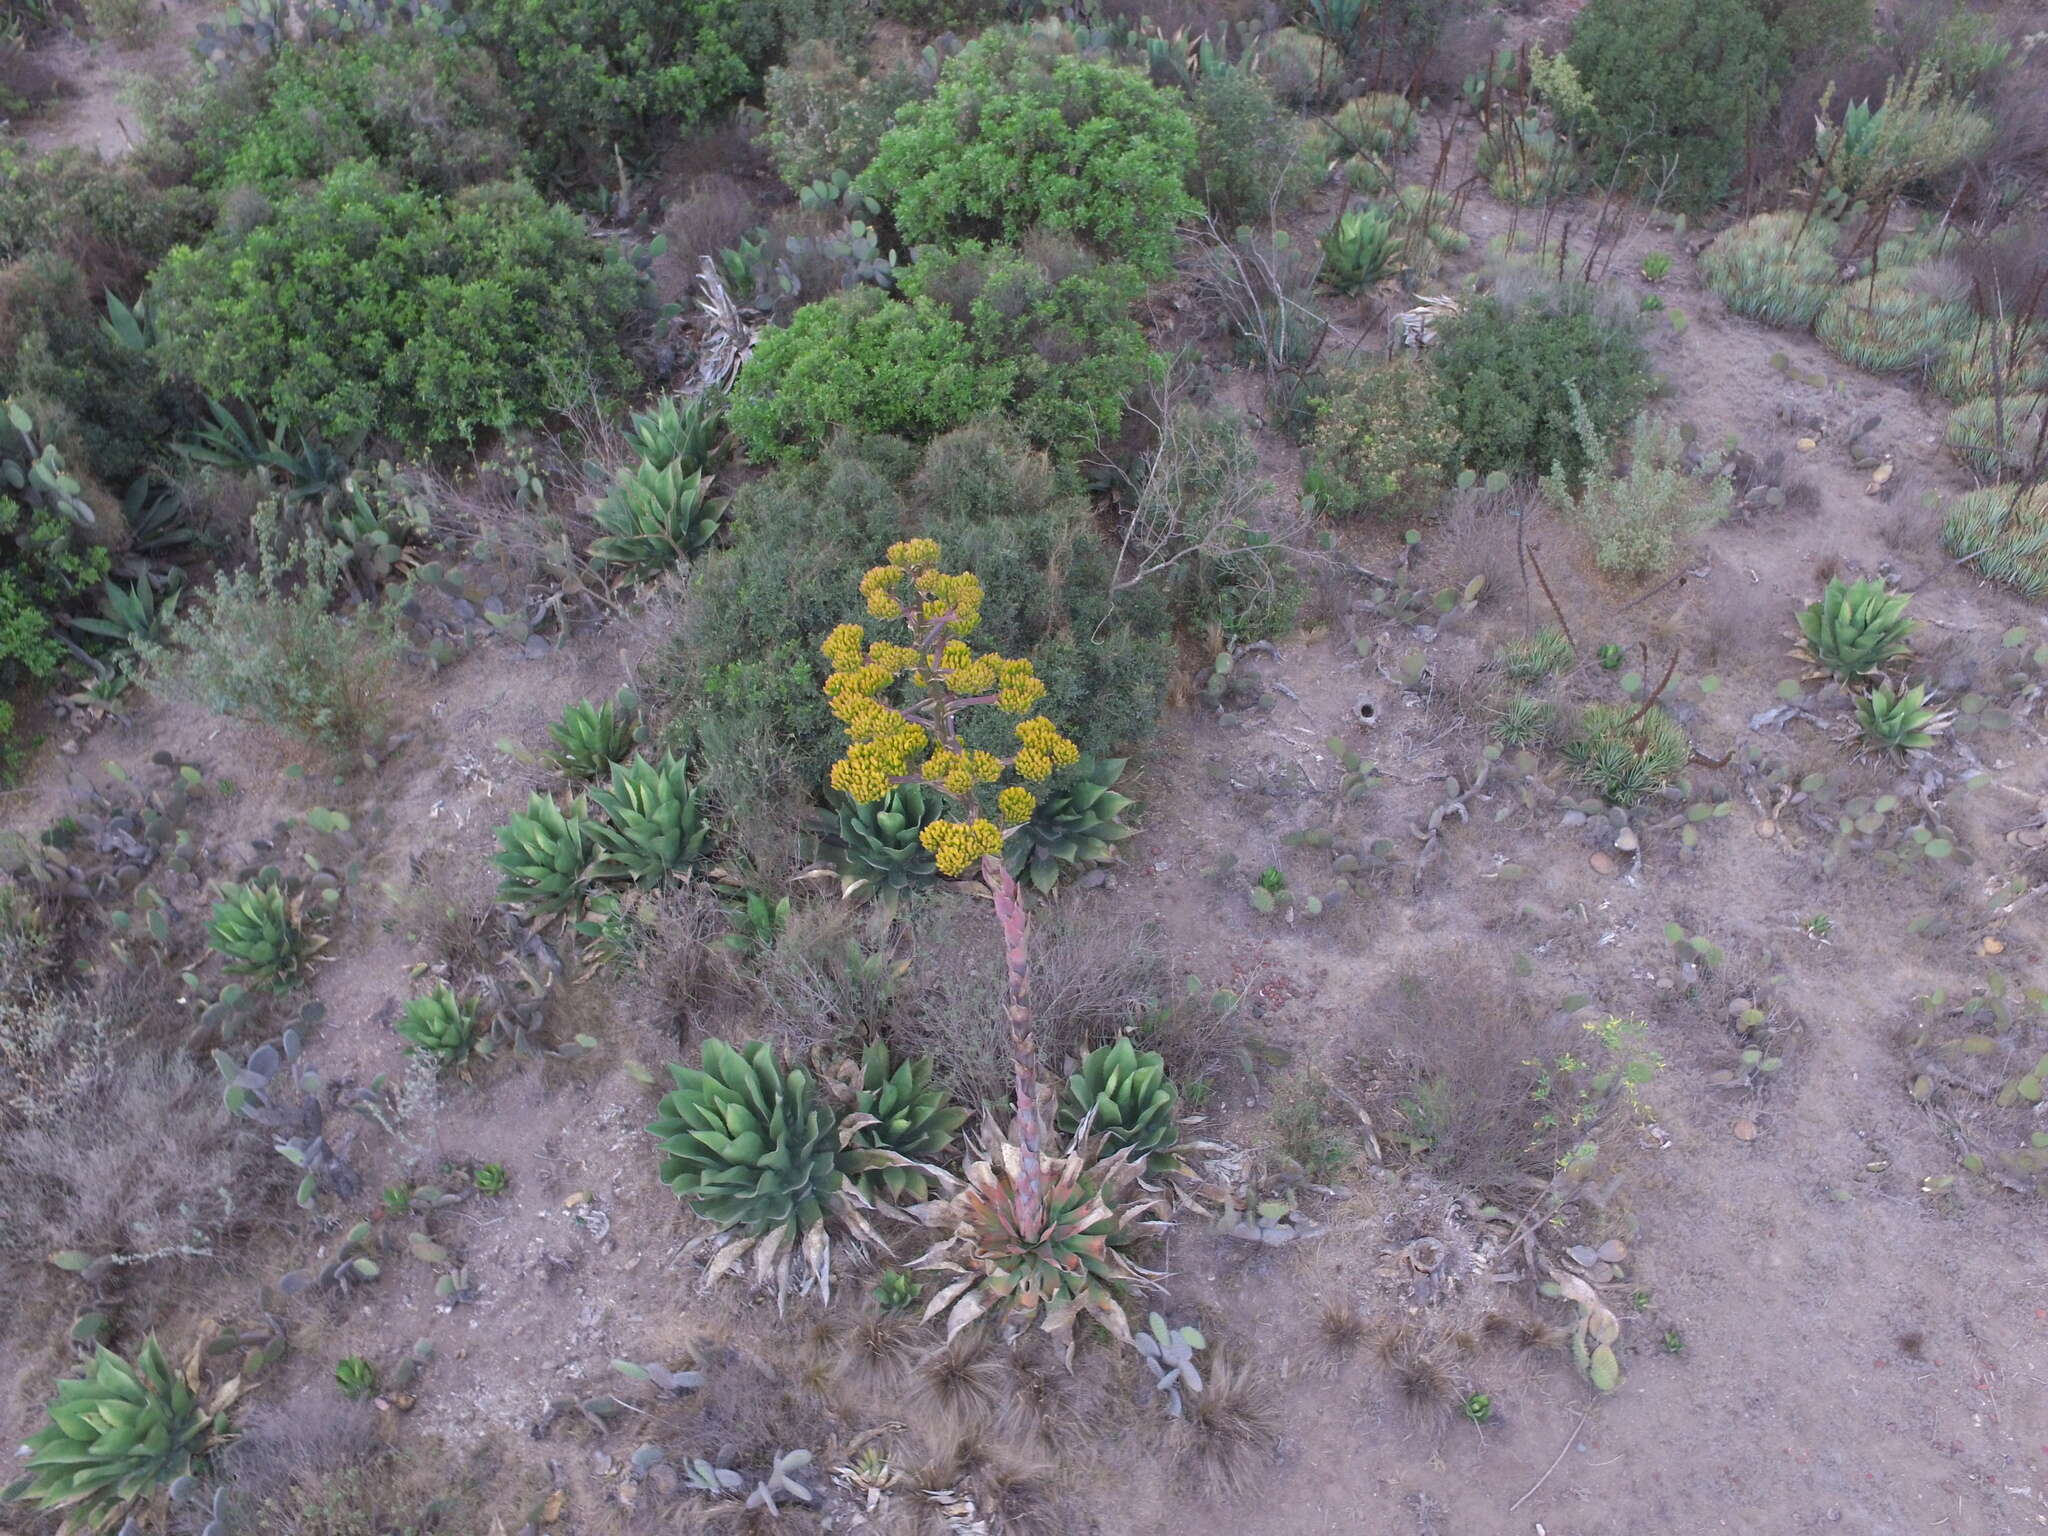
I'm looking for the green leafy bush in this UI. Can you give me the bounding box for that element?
[1304,360,1459,519]
[1699,212,1840,328]
[860,27,1198,278]
[1943,485,2048,599]
[1567,0,1781,210]
[0,144,211,284]
[195,29,523,196]
[1545,401,1733,579]
[730,288,1011,464]
[140,508,401,760]
[2,402,109,710]
[150,161,642,449]
[898,243,1155,458]
[462,0,765,186]
[1187,67,1314,225]
[1813,74,1991,202]
[1434,284,1650,481]
[764,39,927,190]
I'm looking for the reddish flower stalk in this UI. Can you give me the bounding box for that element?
[982,851,1047,1240]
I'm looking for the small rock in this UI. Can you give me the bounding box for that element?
[1076,870,1110,890]
[1796,436,1818,452]
[1614,827,1639,852]
[1732,1118,1759,1141]
[1560,810,1588,828]
[1589,852,1617,876]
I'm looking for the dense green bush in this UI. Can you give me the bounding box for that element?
[1304,360,1459,519]
[763,39,927,190]
[657,432,1170,810]
[729,288,1011,464]
[1567,0,1781,210]
[2,408,110,728]
[150,161,641,449]
[898,243,1156,457]
[0,145,211,287]
[461,0,766,186]
[1433,283,1650,481]
[194,29,523,196]
[860,28,1198,277]
[1187,68,1315,225]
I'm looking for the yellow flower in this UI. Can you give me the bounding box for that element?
[997,786,1037,825]
[993,657,1046,714]
[861,564,907,619]
[918,817,1002,877]
[866,641,921,672]
[820,623,866,672]
[1014,746,1052,781]
[888,537,941,570]
[966,750,1005,784]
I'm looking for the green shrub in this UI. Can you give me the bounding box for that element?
[0,144,211,281]
[462,0,766,186]
[730,288,1011,464]
[1699,212,1840,328]
[1943,484,2048,599]
[1495,627,1575,685]
[1814,268,1972,374]
[1567,0,1781,210]
[1813,74,1992,202]
[763,39,926,191]
[1475,113,1579,205]
[1330,93,1419,157]
[898,243,1155,458]
[1946,393,2048,480]
[150,161,641,449]
[1931,318,2048,404]
[140,507,402,760]
[195,29,524,196]
[1434,284,1650,480]
[1545,401,1733,579]
[1,403,109,700]
[1256,26,1340,108]
[1187,67,1314,225]
[1304,360,1458,519]
[860,27,1199,278]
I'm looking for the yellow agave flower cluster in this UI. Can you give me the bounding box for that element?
[822,540,1081,877]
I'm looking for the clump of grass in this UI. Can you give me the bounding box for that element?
[1482,1310,1571,1354]
[1494,627,1575,684]
[1945,392,2048,479]
[1173,1348,1280,1496]
[1563,703,1691,806]
[1315,1299,1369,1376]
[912,1327,1007,1429]
[1699,213,1840,328]
[1270,1073,1353,1181]
[1490,696,1557,748]
[1815,269,1973,374]
[1378,1324,1461,1422]
[1943,483,2048,598]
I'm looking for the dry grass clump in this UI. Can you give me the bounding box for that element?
[910,1326,1007,1430]
[1172,1347,1281,1496]
[839,1312,922,1395]
[1481,1309,1571,1355]
[1699,213,1841,328]
[1314,1298,1370,1376]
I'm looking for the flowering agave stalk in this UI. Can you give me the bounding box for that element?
[820,538,1083,1237]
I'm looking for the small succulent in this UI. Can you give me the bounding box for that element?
[492,793,597,915]
[1794,576,1915,685]
[588,752,706,886]
[1057,1037,1182,1171]
[1495,627,1575,685]
[818,784,944,908]
[1322,204,1397,294]
[1002,755,1137,894]
[334,1355,376,1401]
[207,879,327,988]
[841,1040,967,1204]
[6,1337,226,1531]
[648,1039,890,1302]
[66,573,182,649]
[1489,695,1554,748]
[1854,681,1952,753]
[1135,1312,1207,1417]
[871,1268,920,1312]
[394,985,479,1066]
[473,1163,509,1195]
[589,462,723,579]
[547,690,640,779]
[1563,704,1691,807]
[1461,1390,1493,1425]
[626,391,727,477]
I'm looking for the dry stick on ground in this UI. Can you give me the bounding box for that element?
[1509,1402,1598,1513]
[1412,755,1491,892]
[1523,546,1576,648]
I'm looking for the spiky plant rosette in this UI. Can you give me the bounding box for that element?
[4,1336,235,1534]
[1853,681,1953,754]
[649,1038,916,1304]
[1562,704,1691,808]
[1793,575,1915,685]
[589,461,723,578]
[491,792,597,915]
[1003,755,1137,894]
[829,1039,969,1205]
[1698,212,1840,329]
[1932,321,2048,404]
[817,782,946,907]
[206,877,327,988]
[1057,1037,1182,1173]
[909,1119,1165,1355]
[589,751,706,886]
[395,984,480,1065]
[1943,483,2048,599]
[1814,268,1972,374]
[546,690,639,779]
[1944,392,2048,480]
[626,391,728,477]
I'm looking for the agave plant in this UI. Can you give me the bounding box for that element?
[1854,681,1953,753]
[1322,205,1396,294]
[648,1038,900,1303]
[333,1355,375,1401]
[1057,1038,1181,1173]
[589,462,724,579]
[818,784,945,908]
[1562,704,1691,808]
[66,574,182,649]
[394,985,480,1066]
[4,1337,230,1533]
[910,1124,1163,1356]
[1003,756,1137,895]
[589,752,706,886]
[207,878,327,987]
[627,391,728,476]
[1794,576,1915,685]
[546,690,640,779]
[492,793,597,915]
[835,1040,968,1205]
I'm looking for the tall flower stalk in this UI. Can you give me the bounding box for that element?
[820,539,1081,1239]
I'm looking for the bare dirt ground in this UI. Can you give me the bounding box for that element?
[11,1,207,158]
[6,46,2048,1536]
